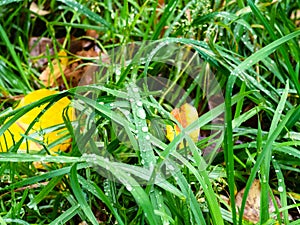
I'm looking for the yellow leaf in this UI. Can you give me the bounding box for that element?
[0,89,74,153]
[166,103,199,148]
[40,50,68,87]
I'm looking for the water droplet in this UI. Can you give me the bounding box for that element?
[142,126,148,132]
[126,185,133,191]
[278,179,282,182]
[136,101,143,107]
[278,186,284,192]
[141,159,145,165]
[133,87,139,92]
[115,68,121,76]
[145,135,150,140]
[110,103,114,107]
[275,169,279,173]
[137,108,146,119]
[168,165,175,171]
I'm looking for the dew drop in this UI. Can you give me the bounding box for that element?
[275,169,279,173]
[136,101,143,107]
[115,68,121,76]
[137,108,146,119]
[168,165,175,171]
[142,126,148,132]
[126,185,133,191]
[133,87,139,92]
[145,135,150,140]
[278,186,284,192]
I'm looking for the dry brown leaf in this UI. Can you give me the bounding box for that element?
[29,2,51,17]
[235,179,291,223]
[290,9,300,26]
[29,37,54,68]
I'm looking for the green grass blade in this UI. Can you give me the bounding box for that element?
[49,204,80,225]
[151,0,178,39]
[247,0,300,97]
[57,0,113,30]
[0,23,32,92]
[238,108,295,225]
[27,176,63,208]
[0,0,22,6]
[224,74,237,225]
[272,160,289,224]
[260,81,289,222]
[77,175,125,225]
[70,163,99,225]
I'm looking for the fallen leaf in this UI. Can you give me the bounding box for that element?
[0,89,74,153]
[235,179,292,223]
[166,103,199,147]
[29,2,51,17]
[39,50,68,87]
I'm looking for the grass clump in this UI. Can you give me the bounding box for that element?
[0,0,300,224]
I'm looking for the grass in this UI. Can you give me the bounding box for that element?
[0,0,300,224]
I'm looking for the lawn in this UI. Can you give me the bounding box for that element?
[0,0,300,224]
